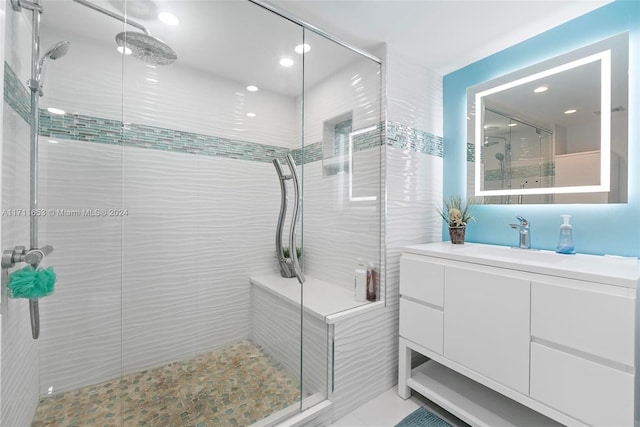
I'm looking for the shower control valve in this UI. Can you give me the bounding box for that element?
[1,244,54,269]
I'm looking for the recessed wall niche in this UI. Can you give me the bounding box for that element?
[322,112,352,176]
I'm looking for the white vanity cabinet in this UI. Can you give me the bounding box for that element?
[443,265,530,395]
[529,279,635,426]
[398,242,639,427]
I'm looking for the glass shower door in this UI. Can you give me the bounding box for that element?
[119,1,306,425]
[25,1,306,425]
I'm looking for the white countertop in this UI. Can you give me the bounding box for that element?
[250,274,383,324]
[402,242,640,289]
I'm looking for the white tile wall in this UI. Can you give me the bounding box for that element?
[1,5,42,425]
[39,29,299,149]
[321,44,444,423]
[251,284,328,400]
[302,149,383,294]
[36,140,284,393]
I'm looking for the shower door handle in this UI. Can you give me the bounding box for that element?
[285,154,305,285]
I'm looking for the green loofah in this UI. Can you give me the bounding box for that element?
[7,265,56,299]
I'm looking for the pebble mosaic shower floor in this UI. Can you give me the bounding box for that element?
[32,341,300,427]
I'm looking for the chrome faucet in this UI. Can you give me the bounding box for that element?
[509,216,530,249]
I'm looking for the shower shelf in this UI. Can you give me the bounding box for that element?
[250,274,383,324]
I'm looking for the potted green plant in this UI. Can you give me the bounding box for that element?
[437,195,475,244]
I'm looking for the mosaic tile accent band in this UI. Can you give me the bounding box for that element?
[3,62,31,124]
[39,110,293,163]
[484,162,555,181]
[4,62,442,163]
[467,142,475,163]
[386,121,443,157]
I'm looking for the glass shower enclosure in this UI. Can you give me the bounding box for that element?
[1,0,383,425]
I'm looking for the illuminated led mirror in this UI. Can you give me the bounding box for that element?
[467,32,628,204]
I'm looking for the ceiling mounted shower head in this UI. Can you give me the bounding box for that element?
[115,32,177,66]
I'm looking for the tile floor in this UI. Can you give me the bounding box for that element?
[31,342,300,427]
[329,387,469,427]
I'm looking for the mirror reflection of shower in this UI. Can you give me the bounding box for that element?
[484,135,511,203]
[482,108,554,204]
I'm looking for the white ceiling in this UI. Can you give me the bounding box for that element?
[40,0,613,96]
[269,0,613,75]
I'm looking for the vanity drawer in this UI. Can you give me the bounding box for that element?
[400,254,444,307]
[399,298,443,354]
[531,281,634,366]
[530,343,633,427]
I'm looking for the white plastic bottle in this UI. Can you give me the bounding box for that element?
[354,259,367,302]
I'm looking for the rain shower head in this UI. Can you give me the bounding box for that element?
[72,0,177,66]
[115,32,177,66]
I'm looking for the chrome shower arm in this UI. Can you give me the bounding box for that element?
[72,0,151,35]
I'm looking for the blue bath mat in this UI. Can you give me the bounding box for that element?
[395,407,452,427]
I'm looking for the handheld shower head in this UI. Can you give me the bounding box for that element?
[42,41,71,61]
[495,152,505,161]
[36,41,71,95]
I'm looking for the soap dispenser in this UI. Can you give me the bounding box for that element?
[555,214,575,254]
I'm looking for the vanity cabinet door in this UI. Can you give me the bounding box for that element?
[443,265,530,394]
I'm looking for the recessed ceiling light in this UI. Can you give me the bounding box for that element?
[295,44,310,54]
[47,107,65,115]
[158,12,179,26]
[564,109,577,114]
[246,85,258,92]
[533,86,548,93]
[117,46,132,55]
[246,112,256,118]
[280,57,294,67]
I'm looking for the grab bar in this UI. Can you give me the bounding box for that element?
[285,154,305,285]
[272,158,295,278]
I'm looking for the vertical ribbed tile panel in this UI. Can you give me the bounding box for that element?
[1,108,40,426]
